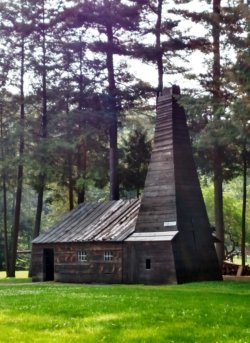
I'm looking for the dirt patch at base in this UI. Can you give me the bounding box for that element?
[223,275,250,282]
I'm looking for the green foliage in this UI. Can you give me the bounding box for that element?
[119,128,152,198]
[0,282,249,342]
[16,253,31,271]
[202,178,250,248]
[181,93,242,181]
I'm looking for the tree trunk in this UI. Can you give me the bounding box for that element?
[64,52,74,210]
[77,37,87,204]
[106,24,119,200]
[2,174,10,275]
[29,173,45,277]
[241,143,247,267]
[76,145,86,204]
[68,153,74,210]
[0,103,10,275]
[9,27,25,277]
[9,166,23,277]
[155,0,163,96]
[212,0,224,267]
[212,0,221,100]
[33,174,45,238]
[213,148,224,266]
[33,0,47,239]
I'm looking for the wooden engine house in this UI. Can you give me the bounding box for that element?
[31,86,221,284]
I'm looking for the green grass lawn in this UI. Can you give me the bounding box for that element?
[0,278,249,343]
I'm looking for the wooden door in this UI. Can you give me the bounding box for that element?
[43,248,54,281]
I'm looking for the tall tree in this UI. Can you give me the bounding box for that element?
[0,0,33,276]
[172,0,246,266]
[31,0,57,239]
[231,2,250,265]
[59,0,142,200]
[89,0,142,200]
[209,0,249,264]
[48,23,106,207]
[119,129,151,198]
[0,96,10,274]
[9,0,26,277]
[134,0,178,94]
[134,0,208,96]
[0,6,13,273]
[211,0,225,266]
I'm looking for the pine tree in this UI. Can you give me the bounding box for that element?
[0,2,14,274]
[134,0,179,94]
[9,0,26,277]
[28,0,63,239]
[47,22,108,207]
[119,129,151,198]
[0,0,33,276]
[57,0,142,200]
[230,2,250,266]
[172,0,247,266]
[132,0,209,95]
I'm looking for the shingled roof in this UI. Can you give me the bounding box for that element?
[32,199,140,244]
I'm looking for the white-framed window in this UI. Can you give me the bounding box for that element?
[78,250,88,262]
[104,251,113,261]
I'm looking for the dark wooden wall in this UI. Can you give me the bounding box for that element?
[132,86,221,283]
[32,242,123,283]
[123,241,177,284]
[31,244,46,281]
[135,90,177,233]
[171,94,221,282]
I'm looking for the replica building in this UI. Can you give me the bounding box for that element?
[31,86,222,284]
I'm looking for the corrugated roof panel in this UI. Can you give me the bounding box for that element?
[60,201,115,242]
[125,231,178,241]
[32,199,141,244]
[32,202,100,244]
[50,203,98,243]
[77,200,130,241]
[92,200,141,241]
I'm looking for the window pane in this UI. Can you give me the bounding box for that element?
[104,251,113,261]
[78,251,87,262]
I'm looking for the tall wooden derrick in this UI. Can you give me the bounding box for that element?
[125,86,222,284]
[31,86,222,284]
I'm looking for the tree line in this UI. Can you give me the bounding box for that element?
[0,0,249,276]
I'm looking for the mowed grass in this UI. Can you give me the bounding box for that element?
[0,278,249,343]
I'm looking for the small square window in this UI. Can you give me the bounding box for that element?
[146,259,151,270]
[78,250,88,262]
[104,251,113,261]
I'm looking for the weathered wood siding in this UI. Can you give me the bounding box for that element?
[123,241,177,284]
[32,242,123,283]
[32,199,140,244]
[135,90,177,233]
[171,94,222,282]
[31,244,46,281]
[133,86,221,283]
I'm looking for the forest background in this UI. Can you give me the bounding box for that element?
[0,0,249,277]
